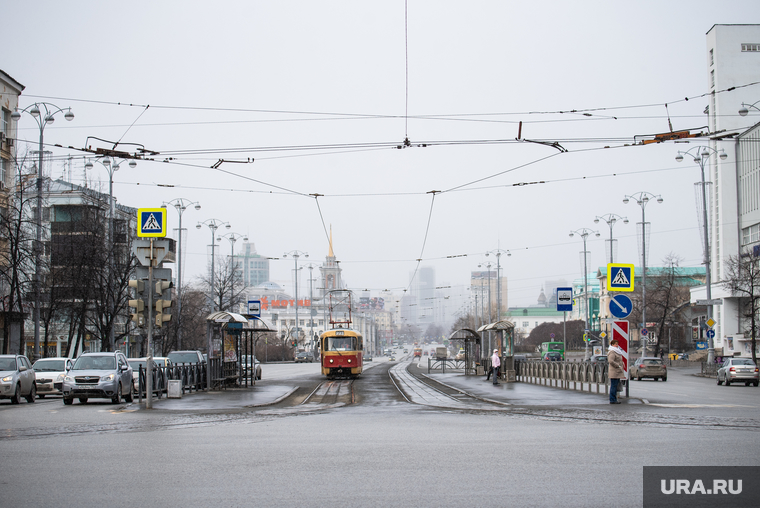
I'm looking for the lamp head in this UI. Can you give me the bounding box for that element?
[623,218,629,224]
[225,224,231,229]
[30,106,40,118]
[623,197,629,204]
[194,204,201,210]
[128,160,137,169]
[196,223,201,230]
[719,151,727,160]
[45,115,55,125]
[675,154,683,162]
[568,232,574,238]
[64,110,74,121]
[739,106,749,117]
[657,197,663,204]
[701,148,710,157]
[102,158,110,167]
[10,109,20,121]
[84,160,93,171]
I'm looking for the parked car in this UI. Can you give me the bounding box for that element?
[32,357,73,397]
[243,355,262,380]
[455,349,465,360]
[0,354,37,404]
[586,355,608,365]
[542,352,563,361]
[717,358,759,386]
[62,352,134,404]
[630,357,667,381]
[128,357,172,394]
[295,351,314,363]
[167,350,205,365]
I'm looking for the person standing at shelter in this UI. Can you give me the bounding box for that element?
[607,339,625,404]
[491,349,501,385]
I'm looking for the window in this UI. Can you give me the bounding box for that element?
[1,108,9,137]
[710,70,715,88]
[742,223,760,246]
[709,48,714,65]
[0,158,7,185]
[522,321,529,328]
[741,43,760,52]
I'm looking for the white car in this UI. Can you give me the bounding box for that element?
[32,357,74,397]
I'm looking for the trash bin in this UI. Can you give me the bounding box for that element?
[167,379,182,399]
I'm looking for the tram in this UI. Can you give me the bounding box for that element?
[320,328,363,379]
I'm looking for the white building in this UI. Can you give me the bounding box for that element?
[690,25,760,357]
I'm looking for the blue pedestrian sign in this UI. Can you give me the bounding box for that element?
[609,294,632,319]
[556,287,573,312]
[606,263,635,292]
[137,208,167,238]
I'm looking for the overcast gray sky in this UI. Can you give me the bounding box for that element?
[6,1,760,312]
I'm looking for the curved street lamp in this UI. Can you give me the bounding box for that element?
[623,191,663,355]
[569,228,601,359]
[162,198,201,349]
[196,219,231,311]
[11,102,74,359]
[283,250,309,345]
[675,145,727,363]
[738,100,760,117]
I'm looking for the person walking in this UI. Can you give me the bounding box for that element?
[607,339,625,404]
[491,349,501,385]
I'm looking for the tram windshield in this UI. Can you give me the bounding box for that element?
[326,337,356,351]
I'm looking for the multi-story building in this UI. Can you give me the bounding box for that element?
[0,69,25,354]
[692,25,760,357]
[234,241,269,288]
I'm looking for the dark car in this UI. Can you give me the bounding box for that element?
[542,352,563,361]
[167,351,205,365]
[586,355,608,365]
[294,351,313,363]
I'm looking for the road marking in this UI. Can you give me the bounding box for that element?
[645,403,755,408]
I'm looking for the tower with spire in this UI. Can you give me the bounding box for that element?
[319,226,342,298]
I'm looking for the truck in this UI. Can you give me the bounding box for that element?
[435,347,449,360]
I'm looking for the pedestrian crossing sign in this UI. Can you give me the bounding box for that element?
[606,263,635,292]
[137,208,167,237]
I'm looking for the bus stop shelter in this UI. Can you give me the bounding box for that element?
[205,311,277,389]
[477,320,516,381]
[448,328,482,375]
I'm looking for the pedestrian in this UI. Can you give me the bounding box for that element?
[491,349,501,385]
[607,339,625,404]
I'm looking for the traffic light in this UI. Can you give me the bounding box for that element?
[154,280,173,328]
[128,279,147,327]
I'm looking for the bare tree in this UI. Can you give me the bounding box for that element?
[196,255,246,313]
[723,253,760,364]
[647,254,693,356]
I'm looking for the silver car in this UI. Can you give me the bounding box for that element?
[62,352,134,404]
[717,358,759,386]
[33,357,74,397]
[0,355,37,404]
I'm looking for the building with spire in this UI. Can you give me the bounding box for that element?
[319,227,342,298]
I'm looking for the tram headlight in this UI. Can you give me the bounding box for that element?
[347,359,352,363]
[329,358,334,364]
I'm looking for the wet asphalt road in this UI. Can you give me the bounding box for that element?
[1,356,759,507]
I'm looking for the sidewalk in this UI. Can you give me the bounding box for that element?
[413,362,642,405]
[132,383,297,411]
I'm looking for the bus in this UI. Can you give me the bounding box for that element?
[539,341,565,360]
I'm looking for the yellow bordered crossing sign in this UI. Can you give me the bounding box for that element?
[137,208,167,238]
[607,263,635,292]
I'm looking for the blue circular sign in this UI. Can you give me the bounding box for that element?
[641,328,648,336]
[609,294,633,319]
[707,329,715,339]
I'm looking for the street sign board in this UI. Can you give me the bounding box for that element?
[696,341,708,350]
[706,318,716,328]
[641,328,648,336]
[612,320,629,376]
[248,300,261,317]
[556,287,573,312]
[137,208,167,238]
[609,294,632,319]
[707,329,715,339]
[606,263,635,292]
[696,299,722,306]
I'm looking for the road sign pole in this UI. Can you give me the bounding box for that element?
[612,320,630,398]
[146,238,154,409]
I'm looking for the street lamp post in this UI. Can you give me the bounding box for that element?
[675,146,727,364]
[162,198,201,350]
[11,103,74,359]
[738,100,760,117]
[283,250,309,347]
[623,191,663,356]
[196,219,231,311]
[569,228,601,360]
[485,249,511,323]
[594,214,629,265]
[217,232,248,311]
[85,157,137,351]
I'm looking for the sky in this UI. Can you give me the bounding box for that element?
[5,1,760,316]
